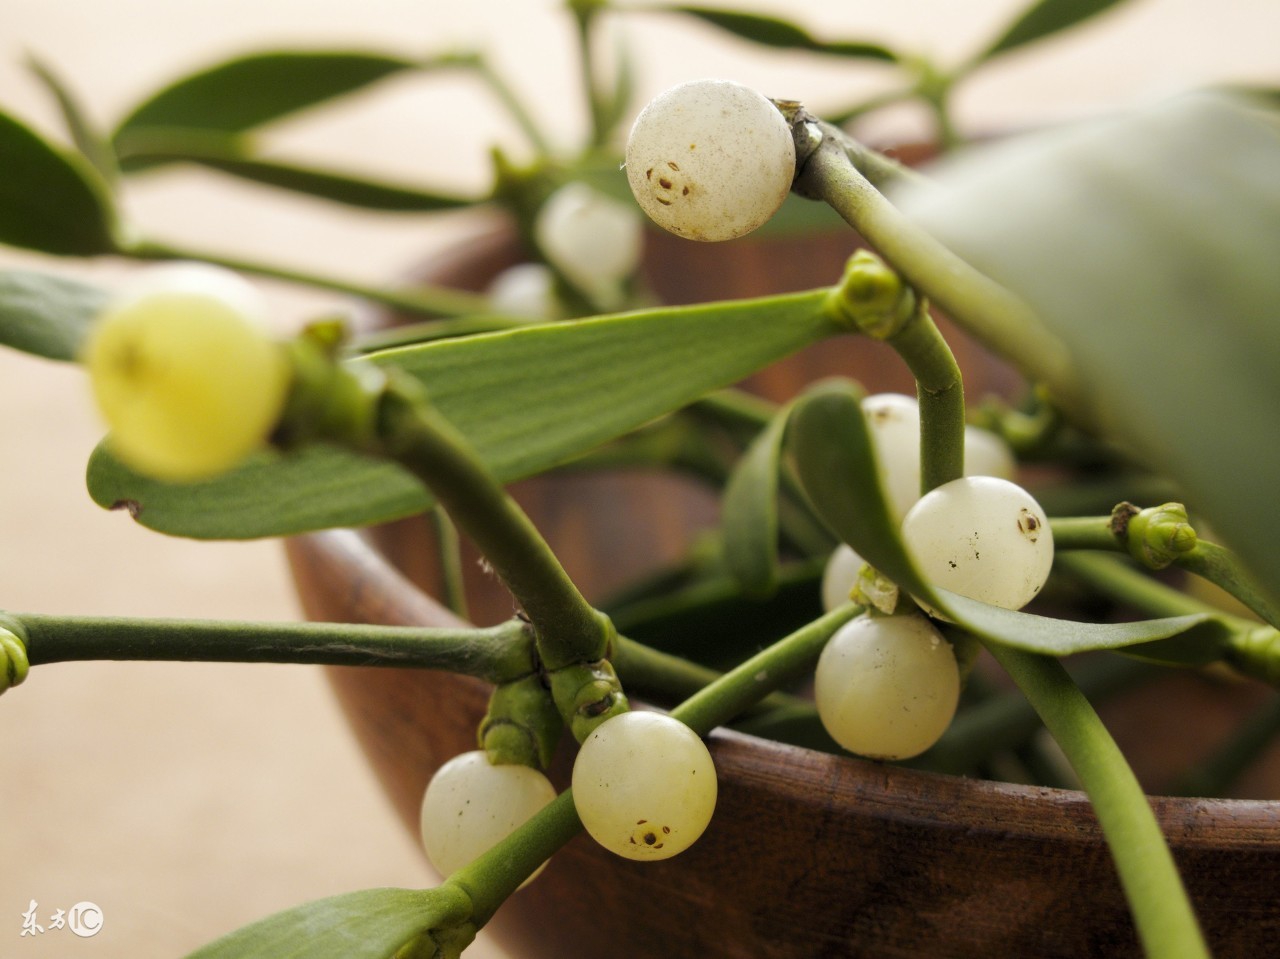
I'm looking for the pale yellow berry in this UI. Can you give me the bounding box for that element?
[572,711,717,861]
[419,751,558,887]
[84,264,290,481]
[814,611,960,760]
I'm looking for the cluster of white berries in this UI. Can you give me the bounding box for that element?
[816,392,1053,759]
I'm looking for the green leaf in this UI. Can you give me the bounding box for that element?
[787,381,1230,660]
[114,130,479,212]
[0,109,117,256]
[113,50,418,165]
[895,93,1280,609]
[88,290,838,539]
[184,886,471,959]
[25,54,119,184]
[721,403,794,597]
[972,0,1133,65]
[0,270,107,361]
[658,6,899,61]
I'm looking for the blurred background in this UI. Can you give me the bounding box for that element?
[1,1,1277,956]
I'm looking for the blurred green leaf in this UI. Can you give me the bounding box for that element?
[657,6,898,61]
[896,93,1280,608]
[25,54,119,184]
[0,109,118,256]
[88,290,838,539]
[787,382,1229,659]
[972,0,1132,66]
[184,886,470,959]
[721,403,794,597]
[113,50,418,166]
[0,270,106,361]
[114,130,479,211]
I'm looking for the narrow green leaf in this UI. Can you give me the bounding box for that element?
[112,50,418,163]
[25,54,119,184]
[787,382,1231,659]
[721,404,793,597]
[87,290,838,539]
[0,109,117,256]
[896,93,1280,608]
[0,270,106,361]
[116,130,479,212]
[184,886,471,959]
[658,6,899,61]
[973,0,1133,65]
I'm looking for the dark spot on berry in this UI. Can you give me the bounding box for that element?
[662,826,670,834]
[643,832,657,845]
[682,186,689,196]
[658,177,673,189]
[636,819,647,825]
[948,560,957,569]
[667,161,680,171]
[656,197,672,206]
[645,168,653,180]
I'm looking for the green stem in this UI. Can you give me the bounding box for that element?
[985,643,1210,959]
[670,603,861,734]
[572,2,609,150]
[1180,540,1280,630]
[886,302,965,492]
[5,611,533,682]
[374,377,612,670]
[430,508,470,620]
[124,238,486,318]
[793,123,1090,426]
[1050,515,1125,553]
[1053,551,1220,620]
[469,56,552,156]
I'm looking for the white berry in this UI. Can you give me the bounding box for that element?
[625,79,796,241]
[862,393,922,522]
[534,182,642,305]
[419,751,557,886]
[964,425,1016,481]
[821,543,866,612]
[900,475,1053,613]
[814,611,960,760]
[571,711,716,861]
[486,263,560,319]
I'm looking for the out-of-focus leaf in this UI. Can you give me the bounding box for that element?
[657,6,898,61]
[0,270,106,361]
[115,130,479,211]
[971,0,1133,66]
[0,109,117,256]
[788,382,1230,660]
[184,886,470,959]
[112,50,418,166]
[87,290,838,539]
[895,93,1280,608]
[25,54,119,183]
[721,402,795,597]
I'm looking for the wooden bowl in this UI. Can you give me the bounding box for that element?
[287,216,1280,956]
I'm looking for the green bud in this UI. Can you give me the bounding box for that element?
[1,626,30,695]
[549,659,630,742]
[825,250,917,339]
[479,673,563,770]
[1120,502,1198,570]
[1226,624,1280,686]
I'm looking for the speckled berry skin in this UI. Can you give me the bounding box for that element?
[625,79,796,242]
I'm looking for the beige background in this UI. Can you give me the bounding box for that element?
[2,1,1277,956]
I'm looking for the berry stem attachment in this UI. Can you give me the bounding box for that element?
[1052,508,1280,629]
[791,120,1090,428]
